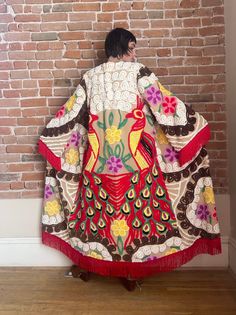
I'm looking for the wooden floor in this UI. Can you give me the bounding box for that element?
[0,268,235,315]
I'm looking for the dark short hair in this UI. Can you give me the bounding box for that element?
[105,28,136,58]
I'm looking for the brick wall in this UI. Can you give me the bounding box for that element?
[0,0,227,198]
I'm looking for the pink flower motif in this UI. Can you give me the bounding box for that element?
[146,256,158,262]
[145,86,162,106]
[106,156,123,173]
[164,147,179,162]
[56,105,66,118]
[196,204,210,221]
[162,96,177,114]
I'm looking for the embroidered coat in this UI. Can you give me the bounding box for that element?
[38,61,221,278]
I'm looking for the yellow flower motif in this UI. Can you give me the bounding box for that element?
[156,128,169,145]
[65,95,76,112]
[105,125,122,145]
[111,219,129,237]
[159,82,172,96]
[165,248,178,256]
[45,200,61,216]
[65,148,79,165]
[88,251,103,260]
[203,187,215,204]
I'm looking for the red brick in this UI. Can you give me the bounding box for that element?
[22,108,49,117]
[199,26,224,36]
[68,22,92,31]
[183,18,201,27]
[102,2,119,11]
[93,23,112,32]
[58,32,85,41]
[0,127,12,135]
[40,23,67,32]
[180,0,200,8]
[97,13,113,22]
[69,13,96,21]
[42,13,67,22]
[21,172,45,181]
[20,98,46,107]
[6,145,34,154]
[8,163,34,172]
[10,182,25,190]
[202,0,223,6]
[15,14,41,22]
[17,117,45,126]
[73,3,100,11]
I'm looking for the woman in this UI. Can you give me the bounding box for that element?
[38,28,221,291]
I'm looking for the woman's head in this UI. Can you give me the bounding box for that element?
[105,28,137,62]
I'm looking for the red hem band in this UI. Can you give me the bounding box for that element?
[42,231,221,279]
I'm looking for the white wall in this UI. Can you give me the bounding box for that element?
[225,0,236,275]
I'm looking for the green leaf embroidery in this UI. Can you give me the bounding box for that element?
[107,145,113,157]
[118,118,128,129]
[122,153,132,162]
[117,236,124,255]
[124,163,135,172]
[98,156,106,164]
[114,145,121,158]
[108,112,114,126]
[97,121,105,130]
[146,115,154,126]
[97,165,105,174]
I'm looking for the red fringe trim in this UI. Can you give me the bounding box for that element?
[178,125,211,166]
[38,139,61,171]
[42,232,222,279]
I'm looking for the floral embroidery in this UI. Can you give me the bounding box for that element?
[65,148,79,165]
[213,207,218,220]
[164,147,179,162]
[88,251,103,260]
[44,184,53,199]
[203,187,215,204]
[145,86,162,106]
[56,105,65,118]
[111,219,129,237]
[70,132,81,147]
[196,204,210,221]
[105,125,122,144]
[165,248,178,256]
[156,129,169,145]
[45,200,61,216]
[106,156,123,173]
[65,95,76,112]
[159,82,172,96]
[162,96,177,114]
[146,256,158,261]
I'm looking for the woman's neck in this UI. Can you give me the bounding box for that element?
[108,56,122,62]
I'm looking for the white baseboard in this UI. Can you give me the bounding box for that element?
[0,236,229,268]
[229,237,236,274]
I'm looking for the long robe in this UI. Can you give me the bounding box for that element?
[38,61,221,278]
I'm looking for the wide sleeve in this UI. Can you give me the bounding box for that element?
[38,78,89,173]
[137,65,210,166]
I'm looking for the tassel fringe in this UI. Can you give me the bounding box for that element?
[42,232,222,279]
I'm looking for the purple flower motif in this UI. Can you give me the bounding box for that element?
[106,156,123,173]
[164,147,179,162]
[70,132,81,147]
[145,86,162,106]
[44,184,53,199]
[196,204,210,221]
